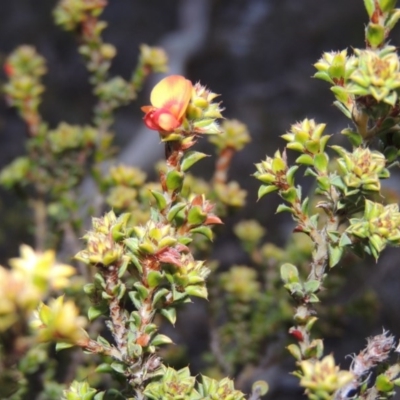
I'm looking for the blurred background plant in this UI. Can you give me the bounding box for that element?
[2,0,400,399]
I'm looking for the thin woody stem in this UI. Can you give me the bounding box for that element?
[23,104,42,137]
[308,215,340,281]
[30,197,47,251]
[287,184,341,361]
[213,147,235,184]
[104,265,129,359]
[78,13,120,150]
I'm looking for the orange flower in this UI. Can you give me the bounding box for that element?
[3,62,14,77]
[142,75,192,133]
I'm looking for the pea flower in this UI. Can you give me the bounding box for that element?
[141,75,192,133]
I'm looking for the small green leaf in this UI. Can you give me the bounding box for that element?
[95,363,114,374]
[129,254,143,274]
[151,190,167,211]
[194,118,216,128]
[166,170,184,191]
[376,374,394,392]
[129,311,141,326]
[329,62,345,81]
[333,100,352,119]
[286,141,305,152]
[281,187,297,203]
[110,362,125,374]
[309,213,319,227]
[296,154,314,166]
[257,184,278,199]
[284,281,303,292]
[287,344,302,361]
[123,237,139,253]
[308,293,320,303]
[187,275,205,285]
[160,307,177,325]
[185,285,208,299]
[304,140,320,154]
[178,236,192,245]
[152,288,170,306]
[255,172,275,184]
[310,339,324,358]
[190,226,213,241]
[328,244,344,268]
[364,0,375,16]
[94,392,105,400]
[181,151,208,172]
[187,205,207,225]
[319,135,331,152]
[84,283,95,295]
[144,323,158,335]
[93,272,106,288]
[384,146,398,162]
[393,377,400,386]
[116,283,126,300]
[305,316,318,332]
[327,230,340,243]
[138,241,156,255]
[339,233,352,247]
[286,166,299,186]
[301,197,310,213]
[276,204,294,214]
[55,342,73,351]
[331,85,351,103]
[380,0,397,12]
[330,175,346,190]
[101,292,112,302]
[117,258,129,278]
[366,23,385,48]
[151,334,174,346]
[127,342,143,359]
[147,270,164,288]
[304,167,318,177]
[97,335,111,347]
[272,157,286,173]
[316,175,330,191]
[133,282,150,300]
[129,291,142,310]
[167,202,186,222]
[280,263,299,283]
[304,280,320,294]
[313,71,333,84]
[314,153,329,173]
[172,286,188,301]
[304,343,319,359]
[88,305,106,321]
[386,9,400,30]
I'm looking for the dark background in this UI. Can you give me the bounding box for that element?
[1,0,400,398]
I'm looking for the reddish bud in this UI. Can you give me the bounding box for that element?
[4,63,14,77]
[136,333,150,347]
[289,328,304,342]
